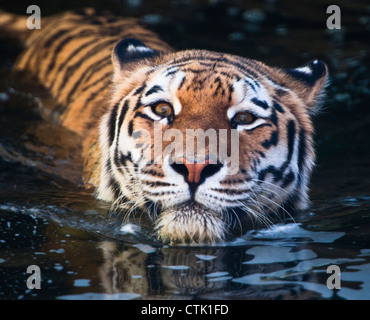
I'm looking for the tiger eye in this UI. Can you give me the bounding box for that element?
[234,112,255,125]
[154,102,173,117]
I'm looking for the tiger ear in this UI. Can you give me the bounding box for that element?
[283,60,329,115]
[112,38,160,72]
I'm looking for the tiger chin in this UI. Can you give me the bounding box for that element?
[1,9,328,244]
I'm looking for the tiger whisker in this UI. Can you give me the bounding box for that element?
[250,181,296,223]
[242,188,273,228]
[236,199,274,229]
[230,208,243,236]
[258,193,296,224]
[252,178,291,196]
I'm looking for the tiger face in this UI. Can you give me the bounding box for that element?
[98,39,328,243]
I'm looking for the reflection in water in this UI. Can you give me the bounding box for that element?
[96,221,369,300]
[0,194,370,300]
[99,242,229,298]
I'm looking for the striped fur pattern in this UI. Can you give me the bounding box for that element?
[1,8,328,243]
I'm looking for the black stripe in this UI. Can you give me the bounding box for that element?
[257,120,296,182]
[281,171,295,188]
[106,160,122,200]
[53,39,116,95]
[142,181,175,187]
[220,178,245,184]
[258,166,283,182]
[276,88,288,97]
[43,29,98,80]
[178,76,186,90]
[80,58,111,85]
[112,101,132,173]
[119,152,136,167]
[133,84,146,96]
[285,120,296,166]
[123,151,134,168]
[257,151,265,158]
[77,84,108,113]
[273,101,285,113]
[81,70,112,92]
[154,62,190,76]
[270,108,278,126]
[43,29,71,48]
[135,111,153,121]
[244,78,257,92]
[213,76,222,96]
[165,69,178,77]
[134,97,143,111]
[141,169,164,177]
[251,97,269,110]
[43,35,76,78]
[156,55,264,84]
[220,71,236,79]
[108,177,122,200]
[114,150,133,173]
[145,85,163,97]
[181,68,204,74]
[297,129,307,186]
[169,56,261,79]
[114,97,135,172]
[108,102,120,145]
[25,19,65,70]
[114,102,136,172]
[262,131,279,149]
[211,188,251,195]
[48,38,98,86]
[227,83,234,102]
[35,28,72,74]
[117,100,129,137]
[149,191,176,196]
[65,57,110,104]
[246,76,261,88]
[128,120,134,136]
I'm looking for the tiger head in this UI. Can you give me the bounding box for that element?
[97,39,328,244]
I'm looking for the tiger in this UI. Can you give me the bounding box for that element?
[0,8,328,244]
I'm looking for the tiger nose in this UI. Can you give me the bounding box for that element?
[171,158,222,185]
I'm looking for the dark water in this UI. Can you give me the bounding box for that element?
[0,0,369,300]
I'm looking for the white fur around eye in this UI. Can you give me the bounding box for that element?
[143,106,170,126]
[140,70,186,106]
[172,96,182,115]
[143,106,162,121]
[235,118,267,131]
